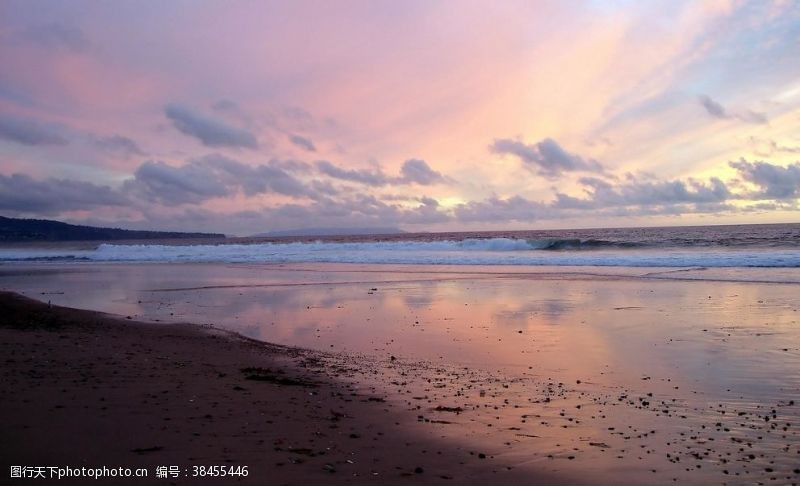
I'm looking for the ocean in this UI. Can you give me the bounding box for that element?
[2,223,799,267]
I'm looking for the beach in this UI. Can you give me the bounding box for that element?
[0,290,572,485]
[1,260,799,484]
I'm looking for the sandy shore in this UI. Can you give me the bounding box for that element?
[2,261,800,485]
[0,291,569,485]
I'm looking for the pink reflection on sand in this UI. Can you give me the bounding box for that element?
[2,262,799,482]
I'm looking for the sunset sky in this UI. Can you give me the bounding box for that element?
[1,0,799,235]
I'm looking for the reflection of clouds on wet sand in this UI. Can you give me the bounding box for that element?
[2,262,799,483]
[2,263,799,392]
[4,263,799,386]
[492,299,573,326]
[398,283,440,309]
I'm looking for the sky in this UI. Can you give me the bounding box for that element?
[1,0,799,235]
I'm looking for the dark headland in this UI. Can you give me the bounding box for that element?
[0,216,224,242]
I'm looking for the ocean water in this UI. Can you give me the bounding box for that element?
[1,223,799,268]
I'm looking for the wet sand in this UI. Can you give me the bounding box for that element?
[0,291,572,485]
[2,263,800,484]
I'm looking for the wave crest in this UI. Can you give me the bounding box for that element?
[0,237,798,267]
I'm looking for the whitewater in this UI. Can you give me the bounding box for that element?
[2,236,800,267]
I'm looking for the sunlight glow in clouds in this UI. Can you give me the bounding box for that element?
[0,0,799,234]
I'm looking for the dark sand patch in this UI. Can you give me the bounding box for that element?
[0,291,571,485]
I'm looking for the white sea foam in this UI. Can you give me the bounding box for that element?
[1,238,799,267]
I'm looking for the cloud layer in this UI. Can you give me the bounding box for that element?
[316,159,444,186]
[730,160,800,199]
[0,1,799,232]
[698,95,768,125]
[165,104,258,149]
[0,174,125,214]
[125,155,312,204]
[0,114,67,146]
[2,151,797,233]
[490,138,604,177]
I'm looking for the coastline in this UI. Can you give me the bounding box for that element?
[0,291,569,485]
[2,260,799,485]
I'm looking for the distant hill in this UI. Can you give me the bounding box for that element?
[0,216,225,242]
[253,227,405,238]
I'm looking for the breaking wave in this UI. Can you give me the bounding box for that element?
[1,237,799,267]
